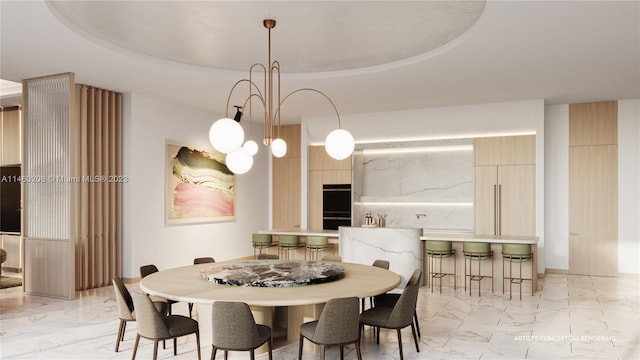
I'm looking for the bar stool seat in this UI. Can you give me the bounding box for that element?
[252,234,275,259]
[502,243,534,300]
[305,236,332,260]
[425,240,456,293]
[278,235,302,259]
[463,242,493,296]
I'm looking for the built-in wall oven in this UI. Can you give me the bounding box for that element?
[322,184,352,230]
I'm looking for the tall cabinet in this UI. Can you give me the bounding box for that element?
[308,146,352,229]
[569,101,617,276]
[272,124,301,229]
[474,135,536,236]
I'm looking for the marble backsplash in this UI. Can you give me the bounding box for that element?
[352,139,474,231]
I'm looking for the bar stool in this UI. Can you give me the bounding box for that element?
[252,234,275,259]
[425,240,456,293]
[502,243,534,300]
[278,235,302,260]
[305,236,332,260]
[463,242,493,296]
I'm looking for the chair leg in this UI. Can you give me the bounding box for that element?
[132,334,141,360]
[115,319,126,352]
[396,328,404,360]
[173,337,177,355]
[320,345,326,360]
[268,338,273,360]
[250,349,255,360]
[414,310,421,337]
[210,346,217,360]
[376,326,380,344]
[355,340,363,360]
[298,335,304,359]
[224,350,228,360]
[340,345,344,359]
[189,302,194,318]
[411,322,420,352]
[196,330,201,360]
[153,340,159,360]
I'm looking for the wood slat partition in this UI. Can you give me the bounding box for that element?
[75,85,122,290]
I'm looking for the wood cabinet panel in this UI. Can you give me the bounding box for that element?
[308,171,323,230]
[309,145,351,171]
[569,145,617,276]
[569,101,617,146]
[474,166,497,236]
[475,135,535,166]
[1,108,22,165]
[323,170,351,184]
[272,157,301,229]
[498,165,536,236]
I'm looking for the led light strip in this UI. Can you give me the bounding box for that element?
[361,144,473,155]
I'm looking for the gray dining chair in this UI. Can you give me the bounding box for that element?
[299,297,361,360]
[359,270,422,360]
[211,301,273,360]
[140,264,178,315]
[130,291,201,360]
[189,257,216,317]
[112,276,168,352]
[362,259,390,310]
[373,269,423,337]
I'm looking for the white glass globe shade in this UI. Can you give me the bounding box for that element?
[209,118,244,154]
[325,128,355,160]
[270,138,287,158]
[225,147,253,174]
[243,140,259,156]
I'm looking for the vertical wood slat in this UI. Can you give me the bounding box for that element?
[74,85,122,290]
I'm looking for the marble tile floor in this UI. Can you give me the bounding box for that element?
[1,273,638,359]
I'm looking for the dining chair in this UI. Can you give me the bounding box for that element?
[112,276,168,352]
[373,269,423,337]
[140,264,178,315]
[298,297,362,360]
[189,257,216,317]
[362,259,390,311]
[210,301,273,360]
[130,291,201,360]
[359,270,422,360]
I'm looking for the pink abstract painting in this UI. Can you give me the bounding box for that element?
[166,143,235,224]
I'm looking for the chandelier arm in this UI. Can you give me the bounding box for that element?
[274,88,343,129]
[249,63,268,141]
[272,60,281,138]
[225,78,264,118]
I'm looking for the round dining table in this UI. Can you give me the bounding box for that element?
[139,260,401,352]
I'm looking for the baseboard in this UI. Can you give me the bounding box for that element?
[617,272,640,279]
[545,268,569,275]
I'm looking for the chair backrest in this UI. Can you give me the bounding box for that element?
[140,264,159,279]
[372,259,390,270]
[406,269,422,288]
[311,297,360,345]
[113,276,134,320]
[321,254,342,262]
[211,301,262,349]
[131,292,171,339]
[387,270,422,328]
[194,257,215,265]
[257,254,279,260]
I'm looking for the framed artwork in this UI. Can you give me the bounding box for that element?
[166,143,235,224]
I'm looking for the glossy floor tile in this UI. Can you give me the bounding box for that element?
[1,273,638,359]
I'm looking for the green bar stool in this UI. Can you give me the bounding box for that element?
[502,243,534,300]
[278,235,302,260]
[252,234,274,259]
[305,236,332,260]
[425,240,456,293]
[463,242,493,296]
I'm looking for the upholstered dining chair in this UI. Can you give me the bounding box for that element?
[140,264,178,315]
[373,269,423,337]
[257,253,280,260]
[112,276,168,352]
[189,257,216,317]
[362,259,390,311]
[359,270,422,360]
[299,297,362,360]
[130,292,201,360]
[210,301,273,360]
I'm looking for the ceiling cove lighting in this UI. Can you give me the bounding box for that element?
[361,144,473,155]
[209,19,355,174]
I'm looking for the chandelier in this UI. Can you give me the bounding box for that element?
[208,19,355,174]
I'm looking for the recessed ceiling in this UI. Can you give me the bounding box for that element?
[47,1,486,73]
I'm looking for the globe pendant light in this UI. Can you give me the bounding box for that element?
[225,147,253,174]
[209,118,244,154]
[325,128,355,160]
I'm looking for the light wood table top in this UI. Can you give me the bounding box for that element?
[139,260,400,307]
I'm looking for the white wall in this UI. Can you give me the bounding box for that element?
[121,93,269,278]
[543,100,640,275]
